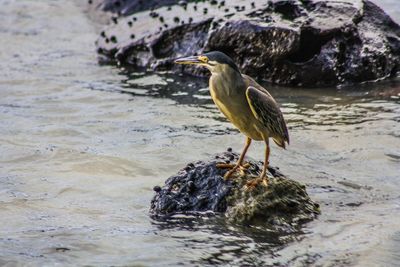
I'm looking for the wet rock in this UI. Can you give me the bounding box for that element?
[150,151,320,227]
[88,0,180,16]
[91,0,400,87]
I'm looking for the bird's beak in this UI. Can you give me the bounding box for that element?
[174,56,202,65]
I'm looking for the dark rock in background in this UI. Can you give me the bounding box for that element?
[88,0,180,16]
[89,0,400,87]
[150,151,319,228]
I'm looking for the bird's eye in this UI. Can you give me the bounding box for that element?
[198,56,208,63]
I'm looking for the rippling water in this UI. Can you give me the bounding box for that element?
[0,0,399,266]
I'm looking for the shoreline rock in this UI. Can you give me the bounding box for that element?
[89,0,400,87]
[150,151,320,228]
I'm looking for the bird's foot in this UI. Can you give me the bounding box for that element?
[216,162,250,180]
[245,175,269,190]
[223,167,238,180]
[215,163,236,169]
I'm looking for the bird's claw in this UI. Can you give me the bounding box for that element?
[217,162,250,180]
[216,163,236,169]
[223,167,239,180]
[242,163,250,169]
[238,168,246,177]
[245,176,269,190]
[216,162,250,169]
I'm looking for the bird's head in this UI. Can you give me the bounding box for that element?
[174,51,240,74]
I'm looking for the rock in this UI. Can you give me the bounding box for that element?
[91,0,400,87]
[150,151,320,228]
[87,0,178,16]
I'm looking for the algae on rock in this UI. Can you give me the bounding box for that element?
[225,175,320,226]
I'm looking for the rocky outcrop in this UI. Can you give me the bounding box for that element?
[90,0,400,87]
[150,151,319,228]
[87,0,179,17]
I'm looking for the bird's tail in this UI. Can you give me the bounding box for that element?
[273,137,288,149]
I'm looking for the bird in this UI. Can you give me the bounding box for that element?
[175,51,289,187]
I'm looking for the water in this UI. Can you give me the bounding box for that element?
[0,0,399,266]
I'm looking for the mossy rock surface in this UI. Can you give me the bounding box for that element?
[150,150,319,228]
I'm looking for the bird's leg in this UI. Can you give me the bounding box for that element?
[217,137,252,179]
[246,139,270,188]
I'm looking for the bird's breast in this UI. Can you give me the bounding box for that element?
[209,76,264,140]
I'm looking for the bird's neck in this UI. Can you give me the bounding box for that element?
[210,68,245,96]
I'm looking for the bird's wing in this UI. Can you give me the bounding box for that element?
[245,85,290,148]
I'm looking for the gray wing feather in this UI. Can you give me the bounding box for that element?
[246,86,289,145]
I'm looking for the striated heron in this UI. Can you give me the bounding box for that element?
[175,51,289,187]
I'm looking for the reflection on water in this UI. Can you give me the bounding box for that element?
[0,0,400,266]
[151,215,299,266]
[119,70,212,105]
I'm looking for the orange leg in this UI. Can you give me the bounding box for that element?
[217,137,252,179]
[246,139,270,188]
[260,139,270,179]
